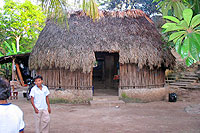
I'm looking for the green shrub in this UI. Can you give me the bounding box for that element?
[121,92,128,98]
[49,98,69,104]
[49,98,92,104]
[120,93,145,103]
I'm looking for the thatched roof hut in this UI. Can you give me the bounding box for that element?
[29,9,175,101]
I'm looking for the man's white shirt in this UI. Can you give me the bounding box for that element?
[29,85,50,110]
[0,103,25,133]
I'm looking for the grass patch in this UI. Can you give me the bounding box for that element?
[120,93,145,103]
[49,98,92,104]
[49,98,69,104]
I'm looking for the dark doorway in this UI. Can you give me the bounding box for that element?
[93,52,119,96]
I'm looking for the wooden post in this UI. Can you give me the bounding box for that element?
[15,63,25,86]
[11,58,16,100]
[90,67,93,87]
[12,58,15,81]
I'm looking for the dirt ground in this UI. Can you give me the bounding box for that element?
[9,89,200,133]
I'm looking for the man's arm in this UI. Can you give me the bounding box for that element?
[46,96,51,113]
[31,96,39,114]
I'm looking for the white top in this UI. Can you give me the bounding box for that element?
[29,85,50,110]
[0,103,25,133]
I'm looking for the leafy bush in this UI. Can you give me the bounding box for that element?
[162,8,200,66]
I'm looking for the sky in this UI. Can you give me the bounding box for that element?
[0,0,5,8]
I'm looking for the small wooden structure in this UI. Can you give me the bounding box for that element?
[29,9,175,101]
[0,53,30,85]
[0,53,31,99]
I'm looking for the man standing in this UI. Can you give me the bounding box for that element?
[30,75,51,133]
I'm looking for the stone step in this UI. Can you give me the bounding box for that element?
[169,82,189,86]
[180,72,197,74]
[180,77,198,80]
[166,78,177,81]
[167,72,198,78]
[167,85,189,89]
[166,76,178,79]
[176,79,197,83]
[179,76,199,80]
[182,86,200,90]
[166,79,197,84]
[165,80,175,83]
[166,71,200,90]
[167,85,181,89]
[183,83,200,90]
[90,100,125,107]
[167,73,178,77]
[168,83,200,89]
[180,73,198,77]
[93,96,119,101]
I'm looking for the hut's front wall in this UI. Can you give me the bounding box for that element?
[120,64,165,89]
[37,69,92,89]
[119,64,167,102]
[36,69,93,102]
[36,64,167,102]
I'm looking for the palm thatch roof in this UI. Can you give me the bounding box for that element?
[29,9,175,73]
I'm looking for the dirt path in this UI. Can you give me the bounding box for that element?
[9,90,200,133]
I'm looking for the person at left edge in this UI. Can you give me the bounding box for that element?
[0,77,25,133]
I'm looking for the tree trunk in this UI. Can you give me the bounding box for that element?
[16,36,20,52]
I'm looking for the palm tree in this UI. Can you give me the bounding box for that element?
[40,0,99,21]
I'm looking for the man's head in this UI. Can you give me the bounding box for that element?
[0,78,11,100]
[34,75,43,87]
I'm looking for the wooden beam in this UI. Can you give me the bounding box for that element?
[15,63,25,86]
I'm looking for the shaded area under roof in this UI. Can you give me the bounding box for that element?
[0,53,30,64]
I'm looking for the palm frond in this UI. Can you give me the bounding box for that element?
[40,0,99,23]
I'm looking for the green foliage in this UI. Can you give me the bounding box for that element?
[97,0,159,15]
[0,63,12,79]
[187,0,200,15]
[49,98,91,104]
[0,0,46,51]
[40,0,68,23]
[162,8,200,66]
[40,0,100,22]
[0,41,31,79]
[121,92,128,98]
[82,0,99,21]
[153,0,186,19]
[153,0,200,17]
[49,98,70,104]
[0,41,31,57]
[120,93,144,103]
